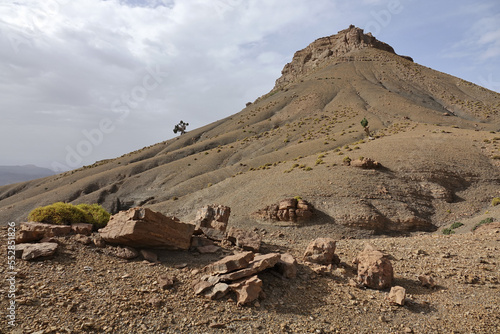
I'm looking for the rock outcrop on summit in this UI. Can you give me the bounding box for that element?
[275,25,411,88]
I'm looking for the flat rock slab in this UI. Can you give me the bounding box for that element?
[16,222,72,243]
[16,242,58,260]
[219,253,281,281]
[99,207,194,249]
[204,251,254,275]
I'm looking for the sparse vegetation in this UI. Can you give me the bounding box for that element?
[450,222,463,229]
[492,197,500,206]
[442,228,454,235]
[473,217,495,231]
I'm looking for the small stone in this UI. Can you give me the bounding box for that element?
[93,235,106,248]
[158,275,175,290]
[418,275,436,288]
[71,223,93,236]
[229,275,263,306]
[194,280,214,295]
[207,283,230,300]
[387,286,406,306]
[198,245,220,254]
[209,322,226,329]
[16,243,58,260]
[140,249,158,262]
[74,234,92,245]
[148,297,162,308]
[113,246,139,260]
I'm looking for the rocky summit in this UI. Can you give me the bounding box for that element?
[0,26,500,333]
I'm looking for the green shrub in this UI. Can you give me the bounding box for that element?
[450,222,463,229]
[473,217,495,231]
[76,203,110,229]
[492,197,500,206]
[28,202,111,229]
[294,196,302,201]
[28,202,92,226]
[442,228,455,235]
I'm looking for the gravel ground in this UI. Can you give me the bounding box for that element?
[1,223,499,334]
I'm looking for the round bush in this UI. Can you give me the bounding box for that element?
[76,203,110,229]
[28,202,91,225]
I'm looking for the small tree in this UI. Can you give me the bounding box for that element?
[173,120,189,135]
[361,118,370,137]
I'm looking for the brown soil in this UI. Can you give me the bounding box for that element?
[1,222,499,334]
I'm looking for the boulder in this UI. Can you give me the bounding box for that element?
[99,207,194,250]
[387,286,406,306]
[219,253,281,281]
[254,198,314,223]
[226,227,261,252]
[353,244,393,289]
[71,223,93,235]
[204,251,255,275]
[16,222,72,243]
[15,243,58,260]
[304,238,337,265]
[193,205,231,233]
[229,275,263,306]
[275,253,298,278]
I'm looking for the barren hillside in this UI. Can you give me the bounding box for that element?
[1,25,499,233]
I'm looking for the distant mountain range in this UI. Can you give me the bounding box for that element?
[0,165,55,186]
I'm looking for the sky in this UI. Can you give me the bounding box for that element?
[0,0,499,171]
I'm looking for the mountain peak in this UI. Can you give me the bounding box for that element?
[275,25,412,88]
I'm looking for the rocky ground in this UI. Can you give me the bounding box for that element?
[1,219,499,334]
